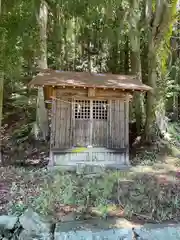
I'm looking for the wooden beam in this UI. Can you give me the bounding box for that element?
[55,87,131,99]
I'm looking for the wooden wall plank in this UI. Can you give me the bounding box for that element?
[124,95,129,148]
[56,98,61,148]
[74,120,90,146]
[120,100,125,148]
[50,99,56,148]
[50,87,56,148]
[53,89,72,149]
[92,120,107,147]
[107,99,125,149]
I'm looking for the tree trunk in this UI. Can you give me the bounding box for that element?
[0,0,4,164]
[0,73,4,164]
[53,4,62,69]
[173,71,179,120]
[124,37,130,74]
[131,50,144,134]
[172,15,180,120]
[144,49,157,141]
[36,0,49,140]
[63,23,68,70]
[87,37,92,72]
[128,0,144,135]
[143,0,179,141]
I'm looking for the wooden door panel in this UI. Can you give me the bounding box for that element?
[73,100,91,147]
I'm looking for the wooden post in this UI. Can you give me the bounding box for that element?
[125,95,130,165]
[89,100,93,147]
[71,98,75,147]
[48,87,56,166]
[107,100,112,148]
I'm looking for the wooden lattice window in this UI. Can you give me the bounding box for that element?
[93,100,107,120]
[74,100,90,119]
[74,100,107,120]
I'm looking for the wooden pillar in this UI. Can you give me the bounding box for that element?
[124,94,130,165]
[48,87,56,167]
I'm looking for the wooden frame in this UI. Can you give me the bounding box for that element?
[49,87,131,167]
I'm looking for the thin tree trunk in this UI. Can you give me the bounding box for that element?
[131,50,144,134]
[124,37,129,74]
[0,0,4,164]
[36,0,49,140]
[63,23,68,70]
[128,0,144,135]
[87,38,92,72]
[0,73,4,164]
[141,43,148,85]
[173,13,180,119]
[144,49,157,141]
[73,17,77,71]
[53,4,62,69]
[173,72,179,120]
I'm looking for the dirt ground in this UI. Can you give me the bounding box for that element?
[0,167,45,215]
[1,153,180,223]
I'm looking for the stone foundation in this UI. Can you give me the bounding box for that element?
[1,209,180,240]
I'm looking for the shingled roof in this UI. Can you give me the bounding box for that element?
[29,69,152,91]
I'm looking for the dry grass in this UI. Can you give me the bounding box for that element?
[0,167,46,214]
[1,152,180,223]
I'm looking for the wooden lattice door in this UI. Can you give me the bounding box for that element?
[92,100,108,147]
[73,99,108,147]
[73,100,91,147]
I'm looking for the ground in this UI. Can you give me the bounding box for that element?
[1,145,180,224]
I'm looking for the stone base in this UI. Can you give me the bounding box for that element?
[54,220,180,240]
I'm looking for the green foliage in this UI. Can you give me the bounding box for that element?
[5,167,180,222]
[31,169,123,216]
[12,124,33,143]
[133,150,158,166]
[167,122,180,145]
[7,181,28,215]
[8,202,27,216]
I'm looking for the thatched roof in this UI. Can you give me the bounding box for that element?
[29,69,152,91]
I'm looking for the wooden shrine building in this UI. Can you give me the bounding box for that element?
[29,69,152,169]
